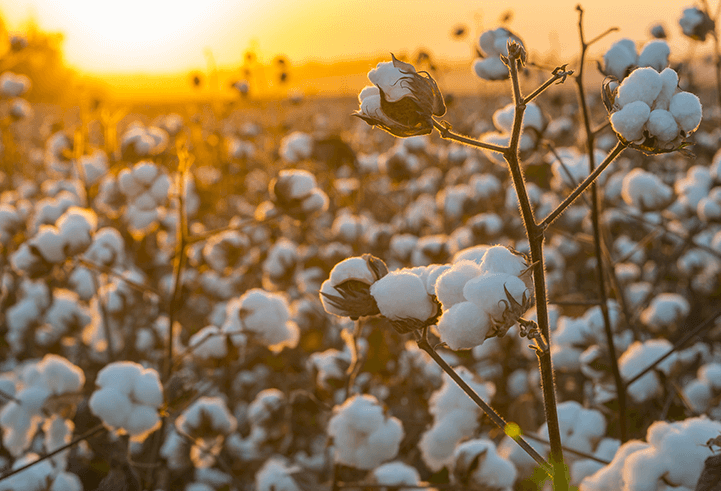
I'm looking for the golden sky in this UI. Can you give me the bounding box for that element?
[0,0,708,75]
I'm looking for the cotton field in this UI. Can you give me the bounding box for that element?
[1,3,721,491]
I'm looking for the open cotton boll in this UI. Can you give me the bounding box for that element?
[437,301,490,350]
[463,273,528,319]
[327,394,404,470]
[452,439,517,490]
[492,104,515,133]
[435,260,483,309]
[370,271,435,321]
[640,293,690,330]
[669,91,703,133]
[279,131,313,163]
[646,109,679,142]
[603,39,637,80]
[621,168,673,210]
[610,101,651,142]
[616,67,663,108]
[700,363,721,390]
[473,57,510,81]
[619,339,676,403]
[189,326,227,359]
[580,440,649,491]
[32,226,66,263]
[637,40,670,72]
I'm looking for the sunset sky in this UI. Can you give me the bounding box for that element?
[0,0,709,75]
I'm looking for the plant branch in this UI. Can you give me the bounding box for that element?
[415,331,552,476]
[0,425,106,483]
[432,119,507,153]
[523,66,574,105]
[540,140,627,228]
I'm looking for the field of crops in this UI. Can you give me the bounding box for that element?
[1,5,721,491]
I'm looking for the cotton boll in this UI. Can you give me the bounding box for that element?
[700,363,721,390]
[492,104,515,133]
[33,226,66,263]
[646,109,680,142]
[437,301,490,350]
[479,245,528,278]
[619,339,676,403]
[473,57,510,81]
[637,40,670,72]
[370,271,435,321]
[89,388,133,428]
[463,273,528,320]
[603,39,637,79]
[669,91,703,134]
[621,168,674,210]
[452,439,517,490]
[610,101,651,142]
[616,67,663,108]
[255,458,302,491]
[683,379,712,413]
[640,293,690,330]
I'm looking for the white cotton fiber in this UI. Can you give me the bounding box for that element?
[616,67,663,107]
[610,101,650,141]
[437,301,489,350]
[435,260,483,309]
[669,91,703,133]
[603,39,637,80]
[370,271,435,321]
[646,109,679,142]
[653,67,679,110]
[637,40,670,72]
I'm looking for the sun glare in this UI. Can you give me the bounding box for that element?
[44,0,227,72]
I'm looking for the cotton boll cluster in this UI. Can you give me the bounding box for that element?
[675,165,714,213]
[202,230,252,275]
[682,363,721,416]
[88,361,163,441]
[0,71,31,98]
[581,417,721,491]
[327,394,403,470]
[176,396,237,467]
[480,102,545,163]
[221,289,299,353]
[473,28,524,80]
[11,206,98,277]
[34,289,93,348]
[619,339,678,403]
[119,122,169,160]
[602,39,670,80]
[451,439,517,490]
[639,292,690,332]
[279,131,313,163]
[608,67,702,147]
[117,161,171,236]
[419,367,495,471]
[620,168,674,210]
[433,245,532,350]
[268,169,329,219]
[0,354,84,457]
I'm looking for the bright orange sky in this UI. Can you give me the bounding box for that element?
[0,0,709,75]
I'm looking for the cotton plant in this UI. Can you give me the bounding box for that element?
[88,361,163,441]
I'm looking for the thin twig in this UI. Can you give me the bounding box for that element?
[415,329,552,476]
[523,66,574,105]
[540,140,627,228]
[625,307,721,387]
[524,433,610,465]
[432,119,507,154]
[0,425,106,483]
